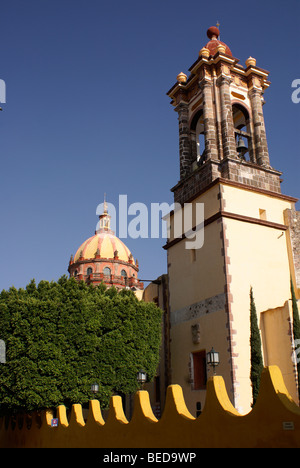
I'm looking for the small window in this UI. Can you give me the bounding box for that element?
[259,209,267,220]
[190,249,196,262]
[87,267,93,276]
[103,267,111,276]
[121,269,127,278]
[191,351,207,390]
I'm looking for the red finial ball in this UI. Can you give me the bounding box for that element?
[207,26,220,39]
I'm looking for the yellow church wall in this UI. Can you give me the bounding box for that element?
[2,366,300,448]
[191,183,220,221]
[221,183,295,225]
[284,209,300,298]
[166,181,298,415]
[260,301,297,402]
[170,308,232,415]
[142,276,169,416]
[143,281,159,303]
[133,289,144,300]
[224,213,295,413]
[168,221,225,312]
[168,183,220,242]
[167,186,233,413]
[167,191,234,413]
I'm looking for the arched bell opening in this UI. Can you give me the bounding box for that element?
[190,109,207,167]
[232,104,253,162]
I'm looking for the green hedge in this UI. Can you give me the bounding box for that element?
[0,276,162,415]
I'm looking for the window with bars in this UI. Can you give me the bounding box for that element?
[191,350,207,390]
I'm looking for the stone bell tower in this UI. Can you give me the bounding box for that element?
[165,26,300,414]
[167,25,281,204]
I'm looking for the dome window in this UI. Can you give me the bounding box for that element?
[103,267,111,276]
[121,269,127,278]
[87,267,93,276]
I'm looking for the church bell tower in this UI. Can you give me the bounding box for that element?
[167,25,280,202]
[165,26,300,414]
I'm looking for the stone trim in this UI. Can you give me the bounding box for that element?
[170,293,226,326]
[285,208,300,291]
[218,188,238,410]
[171,157,283,205]
[171,176,297,205]
[220,211,288,230]
[163,210,288,250]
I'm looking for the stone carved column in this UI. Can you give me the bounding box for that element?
[248,88,270,167]
[176,102,192,179]
[217,75,237,159]
[200,79,219,161]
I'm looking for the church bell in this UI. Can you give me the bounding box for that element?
[236,137,248,158]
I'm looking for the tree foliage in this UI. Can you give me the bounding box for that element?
[249,286,264,406]
[291,278,300,398]
[0,277,162,415]
[291,279,300,339]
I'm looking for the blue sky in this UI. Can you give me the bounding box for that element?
[0,0,299,291]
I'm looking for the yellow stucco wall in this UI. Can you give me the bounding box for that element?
[221,184,294,224]
[261,301,297,398]
[1,366,300,448]
[142,275,169,416]
[222,184,296,412]
[168,221,225,311]
[171,308,231,415]
[167,184,233,410]
[168,184,220,243]
[166,180,298,415]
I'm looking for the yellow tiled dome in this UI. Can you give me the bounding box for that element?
[68,198,143,291]
[74,231,135,265]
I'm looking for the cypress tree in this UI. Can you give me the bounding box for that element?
[291,278,300,399]
[249,287,264,406]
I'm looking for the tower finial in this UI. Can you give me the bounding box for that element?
[103,192,108,214]
[207,26,220,40]
[96,193,112,234]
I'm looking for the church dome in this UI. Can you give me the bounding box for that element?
[68,198,143,291]
[74,231,135,265]
[205,26,232,57]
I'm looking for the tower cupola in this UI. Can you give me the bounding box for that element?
[167,26,282,205]
[205,26,232,57]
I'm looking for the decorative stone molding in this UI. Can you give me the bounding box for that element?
[171,293,226,326]
[191,323,201,344]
